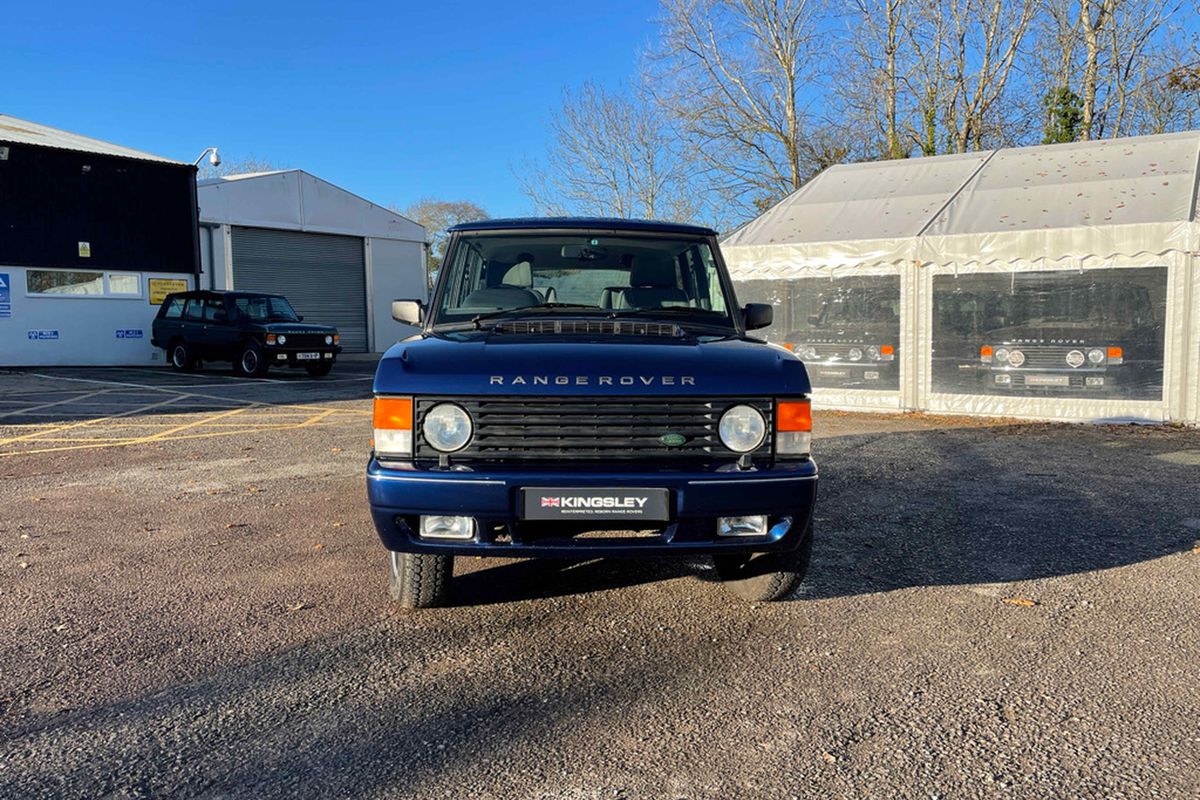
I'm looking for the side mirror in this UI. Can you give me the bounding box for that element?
[743,303,773,331]
[392,299,424,325]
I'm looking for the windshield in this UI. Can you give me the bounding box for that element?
[233,295,300,322]
[809,288,899,328]
[1005,283,1153,327]
[432,233,734,329]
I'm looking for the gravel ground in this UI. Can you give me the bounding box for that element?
[1,366,1198,799]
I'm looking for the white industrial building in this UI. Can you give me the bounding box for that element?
[197,170,426,353]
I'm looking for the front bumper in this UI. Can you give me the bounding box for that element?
[366,458,818,557]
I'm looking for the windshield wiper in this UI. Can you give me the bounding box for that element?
[608,306,731,322]
[470,303,600,329]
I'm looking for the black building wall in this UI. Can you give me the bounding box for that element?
[0,142,199,274]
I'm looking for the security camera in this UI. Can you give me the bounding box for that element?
[209,148,221,167]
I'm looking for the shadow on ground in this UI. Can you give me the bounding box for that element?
[450,422,1200,605]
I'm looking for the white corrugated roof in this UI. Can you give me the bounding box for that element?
[725,131,1200,248]
[0,114,186,165]
[197,169,425,242]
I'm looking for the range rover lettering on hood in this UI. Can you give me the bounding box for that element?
[490,375,696,387]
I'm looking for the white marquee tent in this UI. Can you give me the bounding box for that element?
[724,132,1200,424]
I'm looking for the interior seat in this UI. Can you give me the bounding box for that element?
[615,260,690,309]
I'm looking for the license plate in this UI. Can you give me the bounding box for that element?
[1025,374,1070,387]
[819,368,851,378]
[295,352,320,361]
[521,488,670,521]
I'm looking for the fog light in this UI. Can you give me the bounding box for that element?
[419,515,475,540]
[1085,376,1105,387]
[995,374,1012,385]
[718,515,768,537]
[276,353,287,360]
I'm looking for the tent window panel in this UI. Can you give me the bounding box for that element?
[735,275,902,392]
[931,267,1167,401]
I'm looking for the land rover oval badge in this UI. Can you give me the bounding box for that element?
[660,433,687,447]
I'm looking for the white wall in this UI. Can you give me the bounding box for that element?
[368,237,425,352]
[0,266,194,366]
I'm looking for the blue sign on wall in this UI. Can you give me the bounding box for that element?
[116,329,144,339]
[27,330,60,340]
[0,272,10,319]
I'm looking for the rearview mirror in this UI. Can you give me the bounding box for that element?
[561,244,609,260]
[392,299,424,325]
[743,303,773,330]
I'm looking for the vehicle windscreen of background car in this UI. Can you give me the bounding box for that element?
[234,295,301,322]
[433,234,733,328]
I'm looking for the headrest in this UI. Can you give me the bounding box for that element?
[503,261,532,287]
[629,259,676,289]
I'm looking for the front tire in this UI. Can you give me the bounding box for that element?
[235,343,268,378]
[712,521,813,602]
[168,340,196,372]
[388,551,453,609]
[304,361,333,378]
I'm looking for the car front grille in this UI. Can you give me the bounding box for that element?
[997,345,1099,370]
[278,333,331,348]
[414,396,774,463]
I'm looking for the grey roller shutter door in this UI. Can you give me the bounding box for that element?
[230,227,369,352]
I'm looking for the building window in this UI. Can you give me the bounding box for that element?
[26,270,104,296]
[107,273,141,295]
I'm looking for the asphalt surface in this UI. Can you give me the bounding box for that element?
[1,363,1198,798]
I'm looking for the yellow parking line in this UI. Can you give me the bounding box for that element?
[136,407,252,442]
[0,396,186,446]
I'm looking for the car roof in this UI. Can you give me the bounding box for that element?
[447,217,718,236]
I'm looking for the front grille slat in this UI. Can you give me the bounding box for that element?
[415,396,772,464]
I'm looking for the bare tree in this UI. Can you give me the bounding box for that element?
[645,0,826,215]
[518,81,703,223]
[197,155,285,180]
[398,198,488,279]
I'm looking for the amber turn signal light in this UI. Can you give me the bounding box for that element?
[373,397,413,430]
[776,400,812,432]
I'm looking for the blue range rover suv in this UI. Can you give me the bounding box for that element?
[367,218,817,607]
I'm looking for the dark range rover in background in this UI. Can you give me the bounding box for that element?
[932,268,1167,400]
[781,283,900,391]
[152,290,342,377]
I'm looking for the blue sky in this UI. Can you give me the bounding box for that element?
[5,0,660,217]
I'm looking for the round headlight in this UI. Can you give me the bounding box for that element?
[1087,348,1105,364]
[993,347,1010,364]
[1008,349,1025,367]
[718,405,766,453]
[422,403,473,452]
[277,334,287,345]
[325,335,334,345]
[804,346,818,360]
[848,347,864,362]
[1066,349,1085,368]
[866,345,880,361]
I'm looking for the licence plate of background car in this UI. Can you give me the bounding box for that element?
[818,369,851,378]
[295,352,320,361]
[521,488,670,521]
[1025,374,1070,386]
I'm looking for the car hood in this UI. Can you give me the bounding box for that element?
[374,334,811,396]
[251,322,339,335]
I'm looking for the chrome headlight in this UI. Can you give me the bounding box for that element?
[1066,350,1085,368]
[276,334,287,345]
[1007,349,1025,367]
[422,403,473,452]
[993,347,1009,364]
[325,335,334,345]
[866,345,880,361]
[848,347,863,362]
[1087,348,1105,364]
[718,405,766,453]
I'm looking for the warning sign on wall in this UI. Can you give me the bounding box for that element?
[0,273,10,319]
[148,278,189,305]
